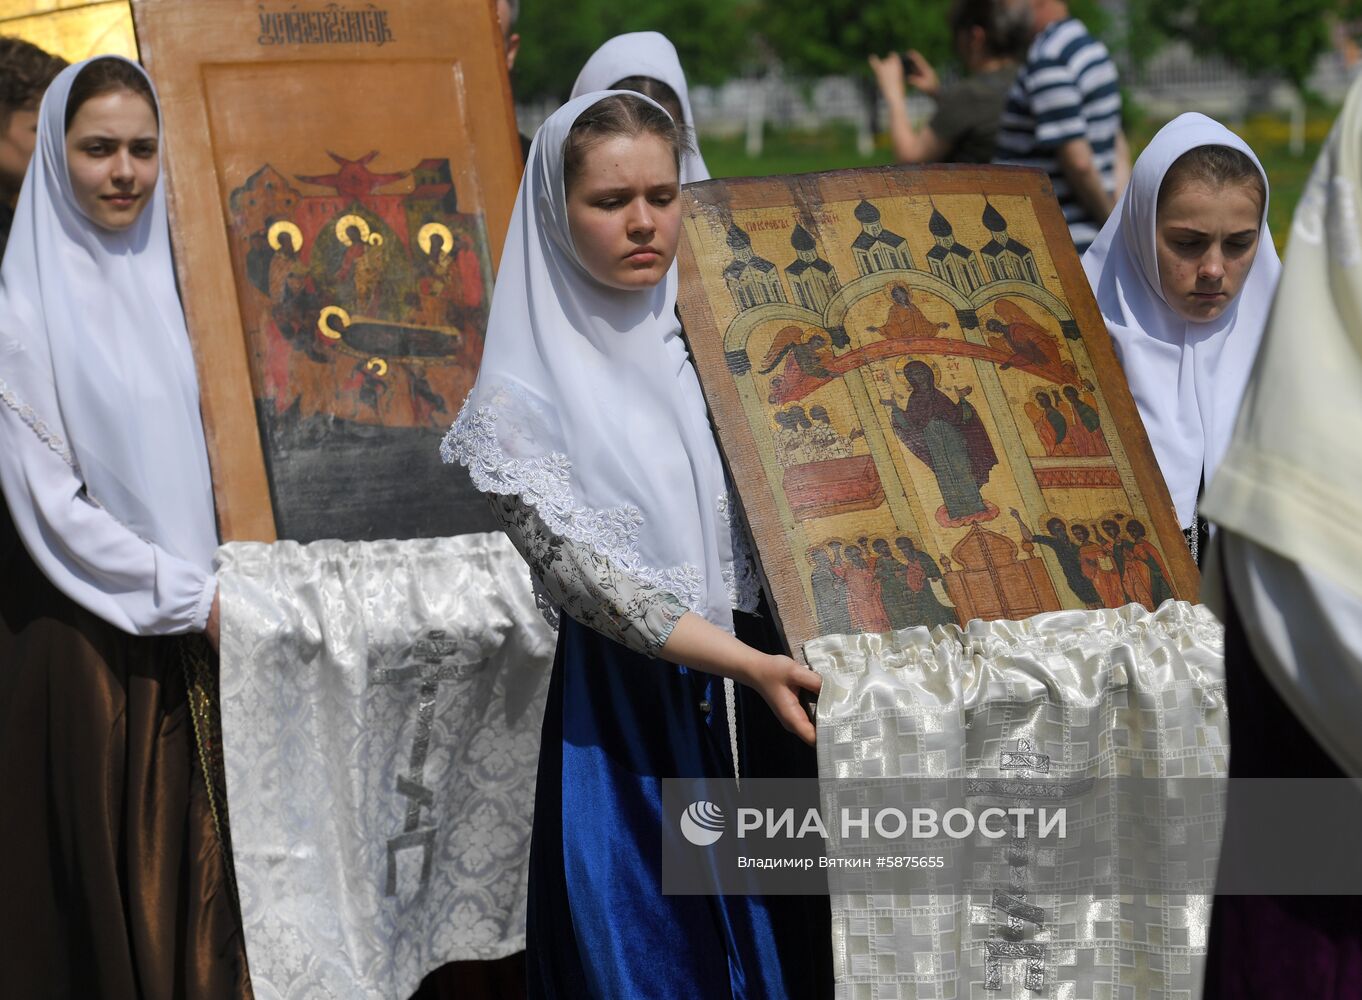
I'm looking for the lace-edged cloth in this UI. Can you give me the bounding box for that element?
[444,401,714,612]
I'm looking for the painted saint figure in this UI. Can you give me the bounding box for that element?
[454,234,485,310]
[805,405,860,460]
[347,357,389,416]
[869,538,915,629]
[829,542,891,633]
[1122,520,1173,609]
[1060,384,1109,456]
[335,219,387,314]
[1073,522,1125,608]
[867,284,948,341]
[985,300,1076,381]
[882,360,998,520]
[1023,390,1072,456]
[895,535,957,628]
[761,327,836,404]
[407,366,449,427]
[265,224,325,362]
[773,409,808,467]
[809,547,853,634]
[1010,509,1101,607]
[417,230,456,327]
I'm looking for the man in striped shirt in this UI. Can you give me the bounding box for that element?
[994,0,1130,251]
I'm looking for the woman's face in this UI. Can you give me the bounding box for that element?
[566,132,680,291]
[1155,178,1263,324]
[65,88,159,231]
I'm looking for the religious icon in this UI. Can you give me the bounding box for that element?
[128,0,522,541]
[222,153,495,540]
[674,166,1196,657]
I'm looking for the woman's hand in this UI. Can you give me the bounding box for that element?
[660,612,822,745]
[205,592,221,653]
[744,651,822,745]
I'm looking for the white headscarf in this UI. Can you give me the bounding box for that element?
[0,56,217,570]
[569,32,711,184]
[442,91,738,631]
[1082,113,1281,528]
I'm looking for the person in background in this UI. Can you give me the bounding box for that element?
[1081,114,1279,565]
[493,0,531,163]
[869,0,1026,165]
[995,0,1131,252]
[495,0,520,72]
[0,36,66,258]
[570,31,711,182]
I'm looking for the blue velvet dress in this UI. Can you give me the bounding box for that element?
[525,611,832,998]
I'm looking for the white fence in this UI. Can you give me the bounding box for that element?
[516,43,1359,142]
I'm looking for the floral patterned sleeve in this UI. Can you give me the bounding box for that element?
[486,492,688,656]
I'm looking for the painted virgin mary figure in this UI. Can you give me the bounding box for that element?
[883,359,998,520]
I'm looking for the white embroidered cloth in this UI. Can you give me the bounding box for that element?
[217,534,554,1000]
[807,601,1226,999]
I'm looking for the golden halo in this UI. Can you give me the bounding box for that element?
[367,232,384,247]
[366,357,388,376]
[418,221,454,257]
[267,220,303,251]
[334,214,373,246]
[317,304,350,339]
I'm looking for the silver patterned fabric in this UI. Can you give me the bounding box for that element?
[216,534,555,1000]
[807,601,1227,1000]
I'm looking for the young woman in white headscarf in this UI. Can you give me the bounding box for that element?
[1081,113,1281,566]
[0,57,248,995]
[442,90,831,997]
[570,30,711,183]
[1196,76,1362,996]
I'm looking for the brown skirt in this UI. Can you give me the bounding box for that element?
[0,508,251,999]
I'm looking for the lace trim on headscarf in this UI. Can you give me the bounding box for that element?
[442,399,707,612]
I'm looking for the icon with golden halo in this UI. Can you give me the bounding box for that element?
[417,221,455,259]
[335,214,383,247]
[318,305,350,339]
[267,219,303,252]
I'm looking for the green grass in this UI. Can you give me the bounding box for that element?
[703,123,894,179]
[700,110,1338,253]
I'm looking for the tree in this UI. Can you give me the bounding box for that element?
[1138,0,1335,90]
[511,0,759,102]
[755,0,953,79]
[754,0,953,154]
